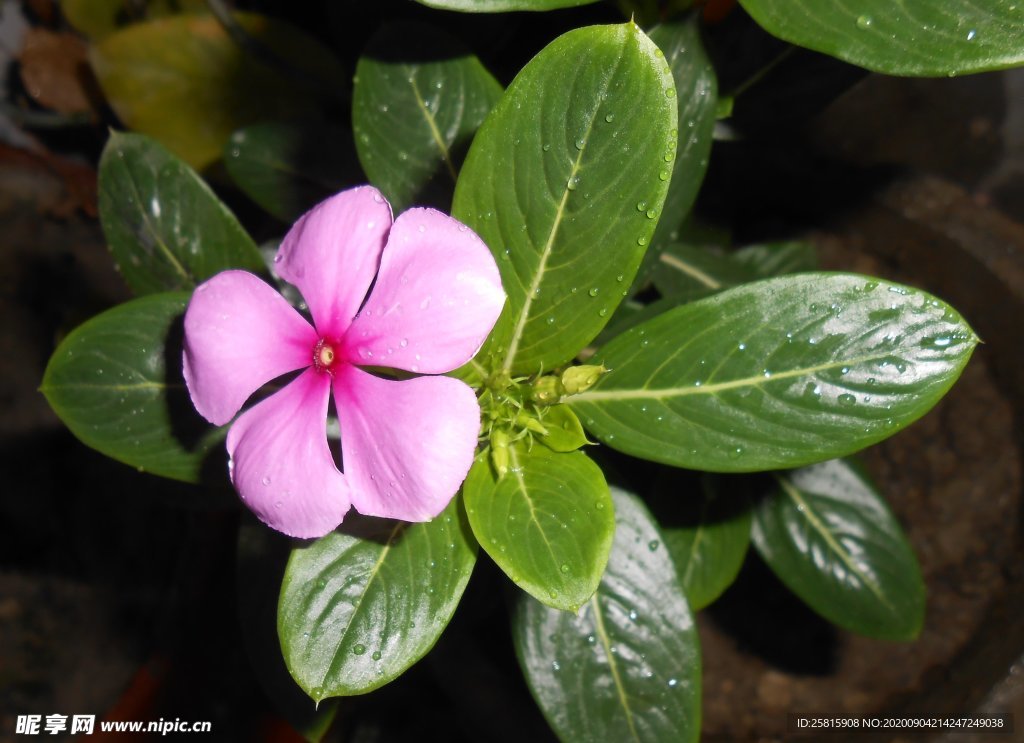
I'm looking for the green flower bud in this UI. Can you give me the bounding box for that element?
[560,364,606,395]
[531,376,564,405]
[490,429,510,477]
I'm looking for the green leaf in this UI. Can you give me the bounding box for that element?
[514,486,700,743]
[739,0,1024,76]
[278,498,477,700]
[225,122,356,222]
[538,404,590,453]
[732,240,817,277]
[99,131,265,295]
[570,273,978,471]
[353,21,503,213]
[463,445,614,612]
[90,12,346,169]
[452,22,677,375]
[652,243,758,300]
[752,458,925,640]
[660,475,751,610]
[646,17,717,251]
[652,240,816,300]
[414,0,600,11]
[40,292,223,483]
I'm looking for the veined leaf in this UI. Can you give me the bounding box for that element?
[514,486,700,742]
[278,498,477,699]
[463,445,614,612]
[99,131,265,295]
[453,22,677,375]
[354,21,503,213]
[570,273,978,471]
[740,0,1024,76]
[752,458,925,640]
[40,292,223,482]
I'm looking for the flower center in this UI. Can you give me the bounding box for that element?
[313,338,339,374]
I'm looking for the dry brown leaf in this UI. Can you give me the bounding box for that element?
[19,28,98,115]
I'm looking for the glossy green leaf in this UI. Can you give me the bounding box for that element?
[415,0,599,11]
[278,498,477,700]
[739,0,1024,76]
[646,17,717,251]
[40,292,223,483]
[99,131,264,295]
[661,476,751,610]
[463,445,614,612]
[538,404,590,453]
[452,23,677,375]
[752,459,925,640]
[570,273,978,471]
[90,12,346,169]
[225,122,356,222]
[353,22,503,213]
[514,486,700,743]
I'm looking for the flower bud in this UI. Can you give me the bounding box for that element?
[490,429,510,477]
[560,364,606,395]
[515,410,549,436]
[531,376,564,404]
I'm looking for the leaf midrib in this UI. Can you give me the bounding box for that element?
[408,72,458,183]
[571,352,898,403]
[500,54,619,373]
[117,160,195,286]
[590,594,641,742]
[774,474,893,612]
[322,524,403,686]
[659,251,722,290]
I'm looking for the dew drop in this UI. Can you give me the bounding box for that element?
[648,540,660,552]
[353,644,367,656]
[560,564,570,574]
[371,651,382,661]
[967,28,977,41]
[274,500,283,509]
[838,393,857,407]
[400,338,408,348]
[574,138,585,150]
[604,113,615,123]
[598,308,608,317]
[659,170,669,181]
[637,236,648,246]
[856,14,873,29]
[542,143,551,152]
[372,193,384,203]
[636,201,648,212]
[668,678,679,688]
[262,476,271,486]
[589,287,599,297]
[665,87,676,98]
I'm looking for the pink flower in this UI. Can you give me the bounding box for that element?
[182,186,505,538]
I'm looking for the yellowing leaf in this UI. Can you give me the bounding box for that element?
[90,13,345,169]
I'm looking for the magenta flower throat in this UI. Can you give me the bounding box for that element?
[181,186,505,538]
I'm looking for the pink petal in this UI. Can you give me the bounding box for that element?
[333,366,480,521]
[343,208,505,374]
[275,186,393,338]
[183,270,317,426]
[227,368,350,538]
